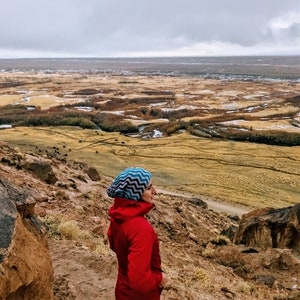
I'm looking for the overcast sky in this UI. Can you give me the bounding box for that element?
[0,0,300,58]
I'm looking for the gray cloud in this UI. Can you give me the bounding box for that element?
[0,0,299,57]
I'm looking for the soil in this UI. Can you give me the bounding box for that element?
[1,143,299,300]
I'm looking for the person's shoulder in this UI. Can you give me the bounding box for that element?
[130,215,151,225]
[127,215,154,232]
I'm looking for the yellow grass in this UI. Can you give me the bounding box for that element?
[220,119,300,132]
[57,220,90,240]
[0,95,23,105]
[246,105,298,117]
[42,212,90,239]
[1,126,299,209]
[0,94,81,110]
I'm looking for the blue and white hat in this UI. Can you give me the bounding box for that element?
[107,167,152,201]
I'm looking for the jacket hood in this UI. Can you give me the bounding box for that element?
[108,197,154,222]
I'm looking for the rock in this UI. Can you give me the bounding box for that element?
[288,290,300,300]
[241,247,259,253]
[189,197,208,209]
[221,287,236,299]
[53,275,75,299]
[262,248,297,270]
[0,176,54,300]
[221,225,238,241]
[22,159,58,184]
[85,166,101,181]
[254,274,276,287]
[228,215,240,222]
[233,203,300,252]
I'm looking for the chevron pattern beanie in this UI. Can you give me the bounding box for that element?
[107,167,152,201]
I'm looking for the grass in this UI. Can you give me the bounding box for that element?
[57,220,90,240]
[42,212,90,240]
[237,282,256,295]
[1,126,299,209]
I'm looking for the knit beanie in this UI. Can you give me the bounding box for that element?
[107,167,152,201]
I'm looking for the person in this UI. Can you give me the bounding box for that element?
[107,167,168,300]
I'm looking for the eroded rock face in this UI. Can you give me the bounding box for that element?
[0,176,54,300]
[233,203,300,252]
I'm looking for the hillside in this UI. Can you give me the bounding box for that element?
[0,72,299,211]
[1,72,300,299]
[1,142,299,300]
[1,126,299,210]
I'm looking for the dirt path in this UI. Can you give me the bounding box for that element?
[50,240,116,300]
[157,188,251,216]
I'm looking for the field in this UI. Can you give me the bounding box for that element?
[1,125,299,209]
[0,72,300,209]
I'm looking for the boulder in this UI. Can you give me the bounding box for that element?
[22,159,58,184]
[189,197,208,209]
[233,203,300,252]
[85,166,101,181]
[0,176,54,300]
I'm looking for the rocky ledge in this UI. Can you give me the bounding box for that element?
[0,176,54,300]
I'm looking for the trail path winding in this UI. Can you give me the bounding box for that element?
[157,189,251,216]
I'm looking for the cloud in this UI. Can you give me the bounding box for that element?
[266,11,300,43]
[269,11,300,30]
[124,40,300,57]
[0,0,300,57]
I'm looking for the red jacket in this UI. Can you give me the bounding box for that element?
[108,197,163,300]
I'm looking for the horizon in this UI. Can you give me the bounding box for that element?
[1,54,300,60]
[1,55,299,81]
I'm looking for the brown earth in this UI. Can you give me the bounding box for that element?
[1,142,299,300]
[0,72,300,299]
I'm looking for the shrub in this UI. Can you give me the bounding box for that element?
[237,282,255,295]
[0,105,30,124]
[57,220,81,239]
[42,213,90,239]
[223,129,300,146]
[150,108,162,117]
[149,120,189,136]
[188,120,300,146]
[73,88,99,95]
[42,212,66,237]
[93,113,138,133]
[57,220,90,239]
[63,117,97,129]
[19,114,97,129]
[192,268,209,282]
